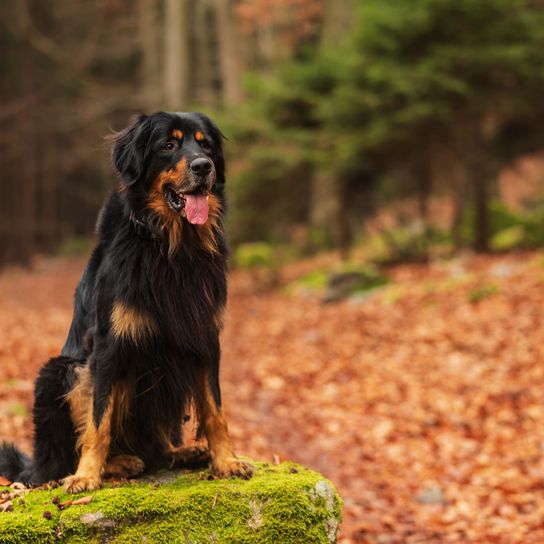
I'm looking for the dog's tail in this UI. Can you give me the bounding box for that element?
[0,442,31,483]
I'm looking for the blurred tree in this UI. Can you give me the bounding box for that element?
[163,0,190,109]
[3,0,544,266]
[225,0,544,255]
[138,0,161,107]
[216,0,243,105]
[331,0,544,252]
[0,0,144,266]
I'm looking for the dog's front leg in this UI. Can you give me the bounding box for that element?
[196,372,254,479]
[64,373,114,493]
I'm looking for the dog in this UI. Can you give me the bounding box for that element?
[0,112,253,493]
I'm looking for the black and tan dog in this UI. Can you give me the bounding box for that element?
[0,112,253,492]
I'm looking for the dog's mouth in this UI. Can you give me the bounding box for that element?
[163,184,209,225]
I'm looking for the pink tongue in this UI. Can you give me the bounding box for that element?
[185,194,209,225]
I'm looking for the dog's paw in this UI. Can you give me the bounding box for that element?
[170,445,211,468]
[212,457,255,480]
[103,455,145,479]
[63,474,102,494]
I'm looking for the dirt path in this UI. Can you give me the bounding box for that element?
[1,252,544,542]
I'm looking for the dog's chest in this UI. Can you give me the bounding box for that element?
[146,255,225,334]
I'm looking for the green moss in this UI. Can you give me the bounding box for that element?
[0,462,342,544]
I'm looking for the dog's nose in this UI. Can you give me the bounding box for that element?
[190,158,212,177]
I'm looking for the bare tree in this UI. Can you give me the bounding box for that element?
[138,0,161,108]
[215,0,243,105]
[163,0,190,109]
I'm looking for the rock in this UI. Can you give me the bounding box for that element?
[0,462,342,543]
[323,269,389,304]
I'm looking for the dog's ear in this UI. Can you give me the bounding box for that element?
[111,114,151,186]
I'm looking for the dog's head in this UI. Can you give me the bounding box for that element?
[111,112,225,253]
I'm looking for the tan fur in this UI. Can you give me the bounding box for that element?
[103,455,144,478]
[63,388,114,493]
[156,423,210,467]
[111,380,131,436]
[147,158,187,257]
[195,374,253,478]
[195,194,221,255]
[168,445,210,466]
[66,365,93,440]
[172,129,183,140]
[214,305,226,331]
[64,366,133,492]
[110,301,157,343]
[195,131,204,141]
[147,159,223,257]
[67,366,131,448]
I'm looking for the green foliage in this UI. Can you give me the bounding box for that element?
[491,226,526,251]
[291,263,389,302]
[235,242,276,270]
[297,270,329,290]
[460,200,544,250]
[223,0,544,253]
[366,224,451,264]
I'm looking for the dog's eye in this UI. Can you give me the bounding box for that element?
[199,140,212,153]
[162,141,178,152]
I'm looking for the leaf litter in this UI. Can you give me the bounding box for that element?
[1,253,544,542]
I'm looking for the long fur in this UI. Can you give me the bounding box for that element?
[0,112,247,487]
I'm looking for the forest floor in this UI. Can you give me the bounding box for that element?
[1,251,544,543]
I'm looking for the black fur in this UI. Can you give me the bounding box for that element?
[0,112,230,485]
[0,443,30,483]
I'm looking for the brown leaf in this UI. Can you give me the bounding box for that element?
[71,495,93,506]
[0,500,13,512]
[0,476,11,487]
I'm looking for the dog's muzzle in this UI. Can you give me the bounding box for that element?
[163,158,216,224]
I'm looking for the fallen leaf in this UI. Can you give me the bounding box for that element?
[0,501,13,512]
[71,495,93,506]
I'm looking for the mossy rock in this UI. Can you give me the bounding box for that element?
[0,462,342,543]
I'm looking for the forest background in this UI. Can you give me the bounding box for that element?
[3,0,544,267]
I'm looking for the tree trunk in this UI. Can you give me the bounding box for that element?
[215,0,243,105]
[138,0,160,108]
[193,1,218,105]
[309,0,356,255]
[416,157,432,226]
[472,162,490,252]
[309,170,337,249]
[163,0,190,109]
[463,126,491,253]
[335,175,353,260]
[15,2,38,266]
[321,0,355,48]
[451,161,467,252]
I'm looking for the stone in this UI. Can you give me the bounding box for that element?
[0,462,342,543]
